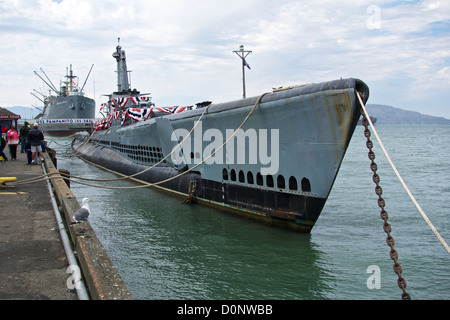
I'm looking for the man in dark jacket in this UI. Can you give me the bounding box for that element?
[19,122,30,153]
[27,124,44,164]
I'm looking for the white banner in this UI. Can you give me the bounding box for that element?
[36,119,96,124]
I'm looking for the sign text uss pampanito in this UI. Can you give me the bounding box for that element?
[36,119,95,124]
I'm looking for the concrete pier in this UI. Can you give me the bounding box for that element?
[0,148,132,300]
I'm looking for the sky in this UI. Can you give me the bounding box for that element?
[1,0,449,119]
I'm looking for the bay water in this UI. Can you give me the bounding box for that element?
[49,125,449,300]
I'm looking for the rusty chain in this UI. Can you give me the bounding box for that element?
[360,109,411,300]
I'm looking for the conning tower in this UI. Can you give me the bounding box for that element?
[112,38,131,93]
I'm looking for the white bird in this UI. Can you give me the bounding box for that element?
[71,198,93,225]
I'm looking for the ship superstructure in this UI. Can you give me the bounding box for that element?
[33,65,96,136]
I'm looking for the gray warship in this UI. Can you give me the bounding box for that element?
[72,42,369,233]
[33,65,96,136]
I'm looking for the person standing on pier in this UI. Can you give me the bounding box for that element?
[27,124,44,164]
[0,126,8,161]
[7,125,19,161]
[19,122,30,153]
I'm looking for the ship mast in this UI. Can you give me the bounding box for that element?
[112,38,131,93]
[233,45,252,99]
[69,65,73,92]
[64,64,77,95]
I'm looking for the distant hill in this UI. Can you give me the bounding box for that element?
[365,104,450,125]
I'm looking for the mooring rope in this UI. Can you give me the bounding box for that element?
[9,133,87,186]
[357,92,450,255]
[65,92,269,190]
[70,126,109,159]
[8,171,60,185]
[68,102,213,183]
[9,92,269,191]
[8,102,213,187]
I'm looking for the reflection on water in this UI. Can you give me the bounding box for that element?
[52,138,330,299]
[47,126,450,300]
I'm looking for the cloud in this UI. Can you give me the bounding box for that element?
[1,0,449,118]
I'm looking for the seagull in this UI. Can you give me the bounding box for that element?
[71,198,93,225]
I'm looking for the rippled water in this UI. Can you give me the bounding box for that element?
[49,125,450,300]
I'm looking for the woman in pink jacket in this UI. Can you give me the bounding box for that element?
[7,125,19,161]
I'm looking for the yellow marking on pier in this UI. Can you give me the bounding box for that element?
[0,191,28,195]
[0,177,17,185]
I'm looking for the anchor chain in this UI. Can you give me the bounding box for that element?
[361,109,411,300]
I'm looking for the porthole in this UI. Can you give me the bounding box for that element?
[277,175,285,189]
[247,172,254,184]
[289,176,298,191]
[230,169,236,181]
[238,170,245,183]
[301,178,311,192]
[256,172,263,186]
[266,175,274,188]
[222,168,228,180]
